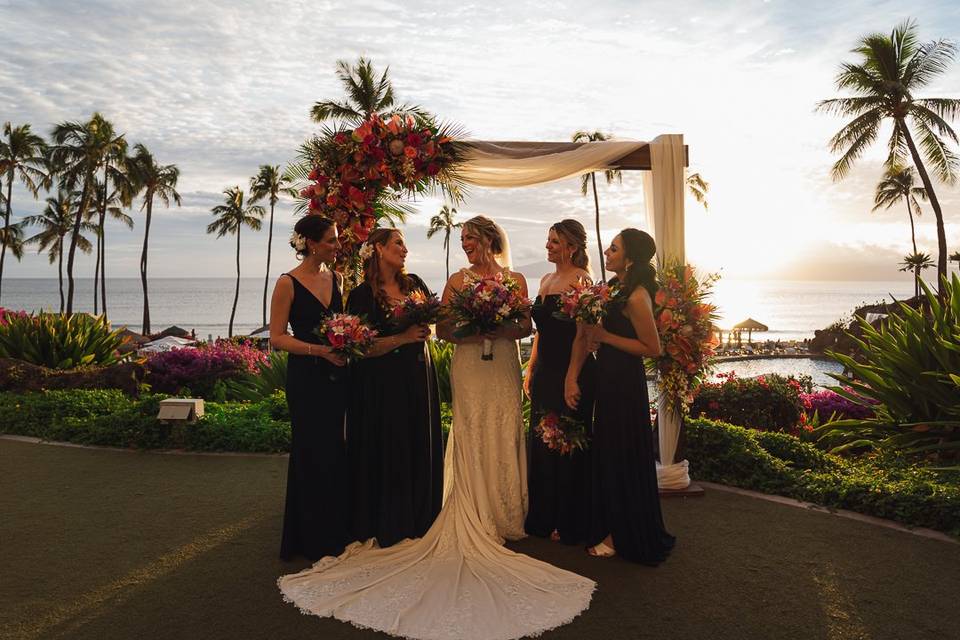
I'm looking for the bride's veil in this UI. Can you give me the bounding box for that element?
[493,221,512,270]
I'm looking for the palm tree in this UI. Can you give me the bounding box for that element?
[899,251,935,297]
[48,113,125,314]
[249,165,289,327]
[22,190,95,312]
[130,143,180,335]
[0,122,47,303]
[207,187,264,338]
[310,57,427,125]
[950,250,960,272]
[573,130,621,281]
[686,172,710,211]
[873,164,927,254]
[818,20,960,295]
[427,205,462,281]
[92,172,135,317]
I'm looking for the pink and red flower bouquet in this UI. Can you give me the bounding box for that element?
[314,313,378,359]
[535,411,589,456]
[391,289,443,330]
[554,280,618,324]
[446,272,531,360]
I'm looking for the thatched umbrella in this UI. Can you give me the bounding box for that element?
[155,325,191,339]
[732,318,768,345]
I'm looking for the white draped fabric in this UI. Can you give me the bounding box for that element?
[460,134,692,490]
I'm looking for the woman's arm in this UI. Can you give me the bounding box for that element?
[564,324,590,409]
[586,288,661,357]
[269,275,346,365]
[347,281,429,358]
[523,330,539,398]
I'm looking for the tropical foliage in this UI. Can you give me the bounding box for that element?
[0,122,47,302]
[817,274,960,461]
[818,20,960,293]
[249,164,289,327]
[873,164,927,254]
[898,251,934,298]
[686,172,709,211]
[0,310,129,369]
[690,372,810,434]
[427,204,461,281]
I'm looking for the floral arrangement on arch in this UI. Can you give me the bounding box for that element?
[298,113,464,271]
[650,262,720,415]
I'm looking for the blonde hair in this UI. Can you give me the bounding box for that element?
[462,215,510,267]
[550,219,591,274]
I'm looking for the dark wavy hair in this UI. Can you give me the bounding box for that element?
[291,215,336,258]
[550,219,590,274]
[615,228,658,300]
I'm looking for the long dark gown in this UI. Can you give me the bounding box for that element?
[279,272,350,561]
[525,294,595,544]
[588,293,675,565]
[346,274,443,547]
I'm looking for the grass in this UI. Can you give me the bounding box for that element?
[2,438,959,640]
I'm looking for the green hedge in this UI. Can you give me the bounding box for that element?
[687,417,960,536]
[0,389,289,453]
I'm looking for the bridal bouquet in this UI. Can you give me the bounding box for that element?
[446,272,531,360]
[535,411,589,456]
[314,313,378,359]
[554,280,619,324]
[391,290,443,330]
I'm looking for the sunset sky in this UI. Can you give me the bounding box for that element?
[3,0,960,288]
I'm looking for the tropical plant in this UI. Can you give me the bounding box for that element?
[686,172,710,211]
[48,113,126,314]
[22,190,96,313]
[224,350,288,401]
[310,57,428,125]
[573,130,621,281]
[0,122,47,302]
[690,372,810,434]
[427,205,462,281]
[817,275,960,460]
[207,187,264,337]
[817,20,960,294]
[898,251,934,297]
[91,150,135,317]
[145,339,267,398]
[249,165,289,327]
[0,311,129,369]
[427,339,454,405]
[130,143,181,335]
[950,250,960,271]
[873,164,927,254]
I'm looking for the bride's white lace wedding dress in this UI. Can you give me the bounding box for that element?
[278,289,595,640]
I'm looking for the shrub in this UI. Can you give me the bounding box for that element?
[819,275,960,458]
[224,350,287,401]
[690,372,809,434]
[801,389,876,422]
[0,311,130,369]
[687,417,960,536]
[145,339,267,399]
[428,339,453,404]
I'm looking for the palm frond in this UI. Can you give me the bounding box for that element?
[830,117,881,180]
[916,120,960,184]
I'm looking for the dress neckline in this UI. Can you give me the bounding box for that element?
[287,272,338,309]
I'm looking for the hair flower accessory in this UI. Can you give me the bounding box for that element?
[358,242,375,261]
[289,232,307,252]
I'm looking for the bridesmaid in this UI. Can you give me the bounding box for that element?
[565,228,675,564]
[523,219,596,544]
[346,228,443,547]
[270,215,350,561]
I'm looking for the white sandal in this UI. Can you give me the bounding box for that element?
[587,541,616,557]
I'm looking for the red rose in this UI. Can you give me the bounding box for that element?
[334,133,348,145]
[406,133,422,146]
[404,146,418,158]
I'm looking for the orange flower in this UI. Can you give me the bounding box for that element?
[404,146,418,158]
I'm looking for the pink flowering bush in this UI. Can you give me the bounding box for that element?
[690,371,810,435]
[0,308,30,326]
[145,339,267,399]
[800,389,877,422]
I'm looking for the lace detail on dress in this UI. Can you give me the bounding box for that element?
[277,289,594,640]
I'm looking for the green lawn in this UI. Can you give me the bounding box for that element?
[2,438,958,640]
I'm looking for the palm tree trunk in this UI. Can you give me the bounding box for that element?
[914,266,920,298]
[57,235,65,313]
[230,228,241,338]
[100,215,107,319]
[0,174,13,303]
[140,196,152,334]
[93,217,101,315]
[444,230,450,281]
[262,201,274,327]
[900,120,948,295]
[590,172,606,281]
[906,201,917,256]
[66,177,93,316]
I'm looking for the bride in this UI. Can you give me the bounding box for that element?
[279,215,595,640]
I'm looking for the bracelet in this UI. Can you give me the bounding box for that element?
[307,344,312,356]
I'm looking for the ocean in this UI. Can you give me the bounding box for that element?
[2,277,916,343]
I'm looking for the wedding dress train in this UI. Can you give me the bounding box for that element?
[278,337,594,640]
